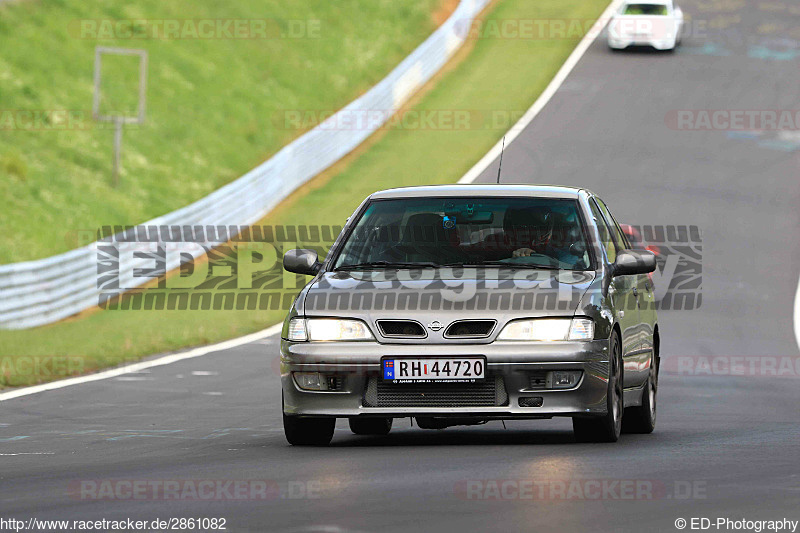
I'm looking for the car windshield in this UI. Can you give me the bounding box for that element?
[333,197,592,271]
[623,4,669,15]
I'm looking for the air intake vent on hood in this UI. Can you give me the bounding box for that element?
[444,320,496,338]
[377,320,426,338]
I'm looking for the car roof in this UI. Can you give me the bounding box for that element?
[369,184,594,200]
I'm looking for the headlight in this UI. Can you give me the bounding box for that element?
[285,318,375,342]
[497,318,594,341]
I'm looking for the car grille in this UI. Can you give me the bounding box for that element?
[363,375,508,408]
[444,320,496,338]
[377,320,426,338]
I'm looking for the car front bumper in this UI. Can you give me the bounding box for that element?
[608,36,676,50]
[280,339,611,419]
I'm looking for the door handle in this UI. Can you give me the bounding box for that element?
[632,288,639,297]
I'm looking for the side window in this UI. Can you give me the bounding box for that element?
[595,198,630,250]
[615,222,633,250]
[589,199,616,263]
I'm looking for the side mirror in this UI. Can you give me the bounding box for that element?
[283,249,321,276]
[613,249,656,276]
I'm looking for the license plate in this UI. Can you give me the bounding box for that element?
[382,357,485,383]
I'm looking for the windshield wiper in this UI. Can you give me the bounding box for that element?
[335,261,443,271]
[441,261,562,270]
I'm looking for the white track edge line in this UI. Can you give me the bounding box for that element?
[6,0,720,403]
[0,324,282,402]
[458,0,623,184]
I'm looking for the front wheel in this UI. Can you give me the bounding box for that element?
[573,332,623,443]
[283,413,335,446]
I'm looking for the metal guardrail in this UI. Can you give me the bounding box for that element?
[0,0,490,329]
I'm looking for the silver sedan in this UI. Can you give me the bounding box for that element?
[280,185,659,445]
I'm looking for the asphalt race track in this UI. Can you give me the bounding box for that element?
[2,1,799,531]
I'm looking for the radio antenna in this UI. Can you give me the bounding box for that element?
[496,136,506,184]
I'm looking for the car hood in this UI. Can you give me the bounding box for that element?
[301,269,596,344]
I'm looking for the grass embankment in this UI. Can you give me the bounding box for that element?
[0,0,446,263]
[0,0,610,387]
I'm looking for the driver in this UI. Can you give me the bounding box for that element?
[503,207,553,257]
[504,208,582,267]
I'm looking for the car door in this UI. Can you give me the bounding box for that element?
[588,198,641,389]
[594,198,653,388]
[605,211,657,372]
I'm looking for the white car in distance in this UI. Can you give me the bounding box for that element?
[608,0,685,51]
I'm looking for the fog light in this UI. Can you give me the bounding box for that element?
[549,370,582,389]
[294,372,328,391]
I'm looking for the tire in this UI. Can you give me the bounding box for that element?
[573,332,623,443]
[349,417,393,436]
[283,413,335,446]
[622,352,657,434]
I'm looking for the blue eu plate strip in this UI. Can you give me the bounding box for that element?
[383,360,395,380]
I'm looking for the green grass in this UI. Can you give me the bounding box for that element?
[0,0,445,263]
[0,0,610,388]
